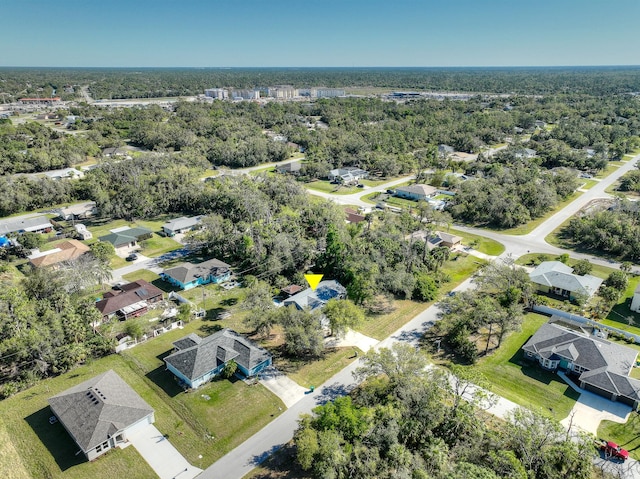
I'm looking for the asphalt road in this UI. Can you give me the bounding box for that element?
[200,277,473,479]
[197,153,640,479]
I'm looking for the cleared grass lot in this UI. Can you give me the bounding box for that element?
[357,254,487,340]
[471,312,580,421]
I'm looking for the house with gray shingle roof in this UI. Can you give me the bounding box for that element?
[164,329,272,388]
[161,258,231,290]
[283,280,346,311]
[48,370,154,461]
[522,319,640,407]
[529,261,603,301]
[161,216,203,237]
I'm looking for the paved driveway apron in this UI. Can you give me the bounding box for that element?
[128,424,202,479]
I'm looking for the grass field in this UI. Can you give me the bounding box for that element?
[580,179,599,190]
[471,312,580,421]
[357,299,431,340]
[304,180,360,195]
[447,227,505,256]
[284,347,361,387]
[122,269,160,284]
[595,163,621,179]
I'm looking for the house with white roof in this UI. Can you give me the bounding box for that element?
[529,261,603,301]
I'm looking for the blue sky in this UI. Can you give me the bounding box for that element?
[1,0,638,67]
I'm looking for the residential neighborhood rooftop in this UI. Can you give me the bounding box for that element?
[163,258,230,286]
[164,329,271,382]
[48,370,154,454]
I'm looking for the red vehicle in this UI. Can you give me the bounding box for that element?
[601,441,629,461]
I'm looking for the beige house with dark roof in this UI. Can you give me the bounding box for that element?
[48,370,154,461]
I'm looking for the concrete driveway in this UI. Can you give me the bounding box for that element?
[259,367,307,408]
[128,424,202,479]
[558,371,632,436]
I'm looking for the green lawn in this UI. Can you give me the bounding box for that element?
[496,192,583,236]
[305,181,360,195]
[283,347,361,388]
[602,275,640,336]
[137,234,182,258]
[441,252,488,285]
[580,179,599,190]
[595,163,621,179]
[598,416,640,460]
[122,269,160,284]
[361,191,382,204]
[472,312,580,421]
[248,165,277,176]
[447,227,505,256]
[357,299,431,340]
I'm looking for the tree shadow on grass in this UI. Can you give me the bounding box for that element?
[25,407,85,471]
[199,323,223,335]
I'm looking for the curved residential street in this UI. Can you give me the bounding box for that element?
[196,153,640,479]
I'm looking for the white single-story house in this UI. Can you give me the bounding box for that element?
[48,370,155,461]
[276,162,302,175]
[161,216,203,236]
[529,261,603,301]
[328,167,369,184]
[523,318,640,408]
[55,202,97,221]
[164,329,272,388]
[394,184,439,201]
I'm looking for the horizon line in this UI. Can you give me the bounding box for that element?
[1,64,640,69]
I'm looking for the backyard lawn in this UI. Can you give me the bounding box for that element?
[471,312,580,421]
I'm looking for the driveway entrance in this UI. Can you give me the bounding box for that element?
[128,424,202,479]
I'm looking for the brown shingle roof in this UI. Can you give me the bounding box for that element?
[95,280,163,317]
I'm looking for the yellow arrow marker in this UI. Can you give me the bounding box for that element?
[304,274,324,290]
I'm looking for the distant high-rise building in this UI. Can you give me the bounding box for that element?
[268,86,298,99]
[232,89,260,100]
[311,88,345,98]
[205,88,229,100]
